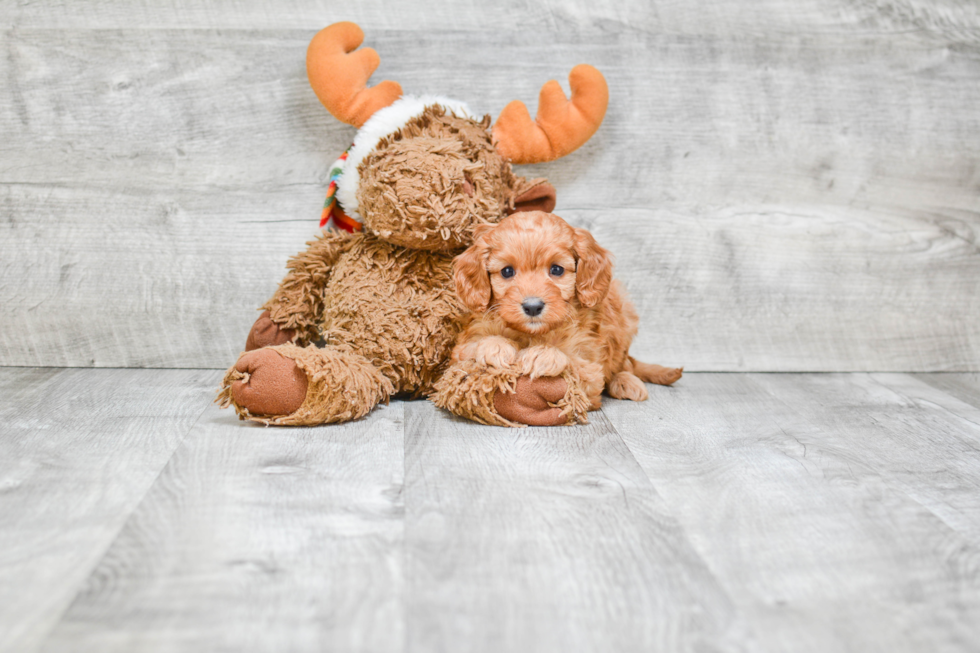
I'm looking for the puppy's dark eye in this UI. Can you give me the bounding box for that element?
[500,266,515,279]
[550,264,565,276]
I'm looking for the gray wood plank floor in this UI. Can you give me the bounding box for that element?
[3,368,980,652]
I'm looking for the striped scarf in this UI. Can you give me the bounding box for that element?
[319,147,363,232]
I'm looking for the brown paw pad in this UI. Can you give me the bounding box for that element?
[245,311,296,351]
[231,349,308,417]
[494,376,568,426]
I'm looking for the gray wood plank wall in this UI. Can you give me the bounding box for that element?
[2,1,978,370]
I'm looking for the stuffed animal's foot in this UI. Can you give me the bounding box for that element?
[220,348,308,419]
[218,344,393,426]
[431,359,591,427]
[494,376,568,426]
[245,310,297,351]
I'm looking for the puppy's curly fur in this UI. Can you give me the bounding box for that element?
[451,211,682,412]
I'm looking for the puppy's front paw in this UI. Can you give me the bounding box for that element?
[518,345,569,379]
[474,337,518,369]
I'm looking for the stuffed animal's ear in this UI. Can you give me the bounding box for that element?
[508,179,557,214]
[453,239,492,312]
[573,227,613,308]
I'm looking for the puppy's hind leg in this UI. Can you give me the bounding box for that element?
[628,356,683,386]
[607,371,649,401]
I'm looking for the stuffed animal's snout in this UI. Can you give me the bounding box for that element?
[355,108,517,251]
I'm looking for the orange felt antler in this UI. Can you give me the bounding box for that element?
[306,22,402,128]
[492,64,609,165]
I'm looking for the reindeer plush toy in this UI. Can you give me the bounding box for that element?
[218,22,607,426]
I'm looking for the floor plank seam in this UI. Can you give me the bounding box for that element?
[871,374,980,442]
[31,394,216,653]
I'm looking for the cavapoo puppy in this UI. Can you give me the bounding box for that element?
[451,211,681,416]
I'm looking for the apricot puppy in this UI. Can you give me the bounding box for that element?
[452,211,681,414]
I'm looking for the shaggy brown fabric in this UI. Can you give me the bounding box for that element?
[222,232,468,424]
[431,359,590,427]
[311,234,465,394]
[358,108,519,251]
[218,343,393,425]
[262,230,358,345]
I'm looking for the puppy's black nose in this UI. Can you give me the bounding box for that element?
[522,297,545,317]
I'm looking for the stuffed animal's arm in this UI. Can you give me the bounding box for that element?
[431,358,591,427]
[260,230,355,346]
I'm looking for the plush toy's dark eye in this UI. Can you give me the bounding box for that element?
[501,266,515,279]
[550,264,565,276]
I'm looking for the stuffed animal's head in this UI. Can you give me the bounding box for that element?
[306,22,608,252]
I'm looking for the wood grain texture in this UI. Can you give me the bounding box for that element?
[1,2,979,370]
[0,183,321,367]
[41,402,405,653]
[0,367,216,653]
[580,204,980,372]
[2,0,978,38]
[783,372,980,542]
[601,374,980,652]
[4,370,980,651]
[402,401,750,653]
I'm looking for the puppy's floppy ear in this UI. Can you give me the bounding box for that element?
[470,222,496,241]
[573,227,613,308]
[454,234,492,312]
